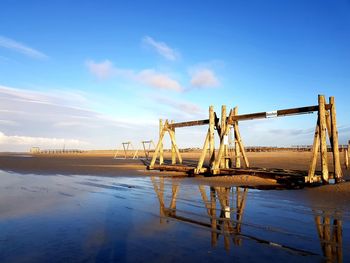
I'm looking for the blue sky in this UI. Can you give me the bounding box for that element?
[0,0,349,151]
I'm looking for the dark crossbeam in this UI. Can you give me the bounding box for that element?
[169,119,209,128]
[168,104,331,128]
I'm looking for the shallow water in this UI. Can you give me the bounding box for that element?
[0,171,349,262]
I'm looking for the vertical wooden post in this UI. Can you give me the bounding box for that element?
[345,149,349,170]
[209,106,215,168]
[329,97,343,181]
[307,118,320,183]
[171,120,176,165]
[159,119,164,165]
[233,107,241,168]
[213,106,228,171]
[220,105,227,169]
[319,95,329,183]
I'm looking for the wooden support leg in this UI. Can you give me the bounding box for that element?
[233,107,249,168]
[234,125,249,168]
[235,140,241,168]
[213,107,227,171]
[149,128,166,168]
[319,95,329,183]
[307,119,320,183]
[220,106,227,169]
[329,97,343,182]
[171,120,176,164]
[345,149,349,170]
[209,106,215,168]
[159,119,164,165]
[168,129,182,164]
[195,130,210,174]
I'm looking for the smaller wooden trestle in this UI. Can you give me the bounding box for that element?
[148,95,344,185]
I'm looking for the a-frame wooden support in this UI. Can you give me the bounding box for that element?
[306,95,343,184]
[195,106,217,174]
[212,106,250,174]
[149,119,182,169]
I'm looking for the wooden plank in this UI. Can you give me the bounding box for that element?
[319,95,329,182]
[329,97,343,181]
[149,164,194,172]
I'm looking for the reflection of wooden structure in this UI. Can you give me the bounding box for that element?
[151,176,247,250]
[315,212,343,263]
[151,177,344,257]
[148,95,344,184]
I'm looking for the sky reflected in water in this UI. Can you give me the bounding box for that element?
[0,171,349,262]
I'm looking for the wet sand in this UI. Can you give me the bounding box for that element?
[1,151,350,262]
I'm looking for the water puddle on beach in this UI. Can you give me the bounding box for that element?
[0,170,349,262]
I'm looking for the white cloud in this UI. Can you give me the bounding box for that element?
[0,36,48,59]
[0,131,87,147]
[142,36,179,61]
[190,68,219,88]
[138,70,182,92]
[86,59,115,79]
[86,59,183,92]
[0,85,162,151]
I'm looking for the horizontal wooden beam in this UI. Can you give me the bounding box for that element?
[169,119,209,128]
[228,104,331,123]
[167,104,331,129]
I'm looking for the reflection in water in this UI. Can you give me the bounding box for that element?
[315,212,343,263]
[151,176,343,262]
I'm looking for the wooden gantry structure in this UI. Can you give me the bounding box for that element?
[148,95,344,184]
[114,140,155,159]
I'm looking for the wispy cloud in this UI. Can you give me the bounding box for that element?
[142,36,179,61]
[0,36,48,59]
[0,131,87,147]
[190,68,220,88]
[148,95,205,120]
[86,59,183,92]
[86,59,115,79]
[0,85,160,151]
[138,69,182,92]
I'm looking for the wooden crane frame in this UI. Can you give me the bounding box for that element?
[148,95,343,184]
